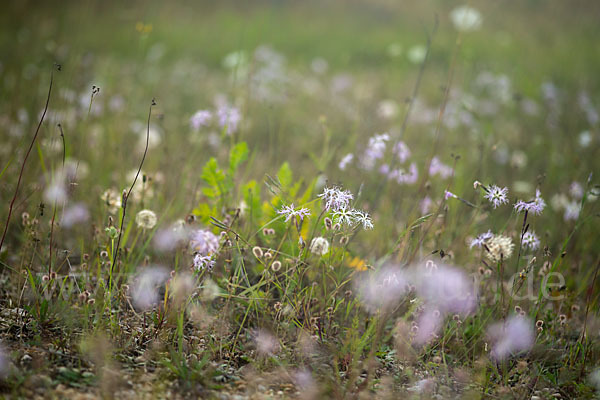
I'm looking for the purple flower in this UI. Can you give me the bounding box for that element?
[332,206,355,227]
[488,315,535,360]
[352,210,374,230]
[396,163,418,184]
[514,189,546,215]
[521,231,540,251]
[217,105,241,134]
[413,308,443,345]
[361,133,389,170]
[484,184,509,208]
[564,200,580,221]
[569,181,584,199]
[153,220,188,252]
[429,157,453,179]
[61,203,90,228]
[469,230,493,249]
[444,190,458,200]
[357,265,408,313]
[189,229,219,256]
[190,110,212,130]
[412,262,478,315]
[420,196,433,215]
[394,141,411,163]
[318,186,354,211]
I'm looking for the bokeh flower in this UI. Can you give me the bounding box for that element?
[485,234,514,263]
[309,237,330,255]
[450,5,483,32]
[130,266,169,311]
[135,209,157,230]
[487,315,535,360]
[189,229,219,256]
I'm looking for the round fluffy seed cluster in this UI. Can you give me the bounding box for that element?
[484,235,514,263]
[309,237,330,256]
[135,209,157,230]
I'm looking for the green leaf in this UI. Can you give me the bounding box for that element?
[229,141,249,173]
[277,162,292,190]
[193,203,217,224]
[201,157,226,198]
[243,180,262,221]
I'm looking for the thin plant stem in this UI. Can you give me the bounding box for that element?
[110,98,155,292]
[0,63,60,255]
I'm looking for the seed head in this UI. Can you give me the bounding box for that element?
[271,260,282,272]
[485,235,514,263]
[252,246,263,259]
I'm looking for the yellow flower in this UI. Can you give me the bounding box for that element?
[348,257,368,271]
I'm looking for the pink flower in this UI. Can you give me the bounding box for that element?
[412,261,478,315]
[413,308,443,345]
[357,265,408,313]
[130,266,170,311]
[487,315,535,360]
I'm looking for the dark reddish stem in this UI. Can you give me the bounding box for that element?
[0,64,59,256]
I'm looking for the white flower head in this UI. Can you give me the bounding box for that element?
[318,186,354,211]
[353,210,374,230]
[135,209,157,230]
[277,203,311,223]
[450,5,483,32]
[193,254,216,271]
[485,235,514,263]
[332,206,355,227]
[338,153,354,171]
[309,237,330,256]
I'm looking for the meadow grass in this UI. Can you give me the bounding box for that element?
[0,1,599,398]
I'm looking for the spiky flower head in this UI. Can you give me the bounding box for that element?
[514,189,546,215]
[484,185,509,208]
[485,235,514,263]
[522,231,540,251]
[318,186,354,211]
[352,210,374,230]
[193,254,216,271]
[332,206,355,227]
[277,203,311,223]
[469,230,494,249]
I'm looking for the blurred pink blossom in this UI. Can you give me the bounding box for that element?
[411,261,478,315]
[130,266,169,311]
[487,315,535,360]
[357,265,408,312]
[61,203,90,228]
